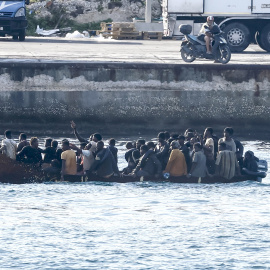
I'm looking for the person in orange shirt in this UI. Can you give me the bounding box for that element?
[163,140,187,177]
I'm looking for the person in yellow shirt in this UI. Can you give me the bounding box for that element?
[163,140,187,177]
[61,139,77,180]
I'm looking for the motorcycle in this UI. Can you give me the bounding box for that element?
[179,24,231,64]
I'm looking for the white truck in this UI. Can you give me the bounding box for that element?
[162,0,270,52]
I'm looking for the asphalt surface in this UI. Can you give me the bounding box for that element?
[0,36,269,64]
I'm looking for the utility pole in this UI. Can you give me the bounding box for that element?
[145,0,152,23]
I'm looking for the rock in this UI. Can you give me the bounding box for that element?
[28,0,162,24]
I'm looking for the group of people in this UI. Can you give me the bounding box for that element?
[123,127,250,180]
[0,124,260,181]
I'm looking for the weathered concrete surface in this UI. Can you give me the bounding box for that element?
[0,61,270,135]
[0,38,269,136]
[0,37,269,65]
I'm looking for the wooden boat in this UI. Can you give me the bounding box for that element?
[0,154,267,184]
[63,173,265,184]
[0,154,44,184]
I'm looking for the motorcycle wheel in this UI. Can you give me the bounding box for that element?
[217,45,231,64]
[180,48,196,63]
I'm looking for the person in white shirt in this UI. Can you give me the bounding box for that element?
[0,130,17,160]
[70,141,97,174]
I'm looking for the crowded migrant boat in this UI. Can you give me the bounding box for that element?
[0,121,267,184]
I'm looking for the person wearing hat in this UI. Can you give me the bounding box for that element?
[198,16,219,54]
[163,140,187,177]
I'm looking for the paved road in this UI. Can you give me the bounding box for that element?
[0,36,269,64]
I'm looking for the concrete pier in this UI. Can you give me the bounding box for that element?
[0,60,270,136]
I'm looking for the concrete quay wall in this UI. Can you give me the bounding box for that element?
[0,62,269,135]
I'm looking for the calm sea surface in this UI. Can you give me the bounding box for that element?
[1,139,270,270]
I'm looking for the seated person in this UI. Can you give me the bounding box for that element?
[0,130,17,160]
[131,145,162,178]
[203,127,215,174]
[16,137,42,166]
[163,141,187,177]
[123,142,137,174]
[187,143,207,178]
[242,151,259,174]
[42,140,58,169]
[17,133,29,152]
[108,138,118,164]
[70,141,97,174]
[43,159,61,181]
[132,139,146,166]
[234,139,244,169]
[155,132,169,170]
[198,16,219,54]
[178,135,191,172]
[215,142,240,179]
[61,139,77,179]
[88,141,119,178]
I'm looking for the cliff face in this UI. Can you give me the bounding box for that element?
[29,0,162,24]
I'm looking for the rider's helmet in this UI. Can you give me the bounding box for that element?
[207,16,214,27]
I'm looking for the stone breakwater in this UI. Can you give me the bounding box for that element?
[0,62,269,135]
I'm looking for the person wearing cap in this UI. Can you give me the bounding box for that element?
[198,16,219,54]
[163,140,187,177]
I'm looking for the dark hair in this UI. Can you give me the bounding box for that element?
[109,138,116,146]
[146,141,155,149]
[93,133,102,141]
[45,138,53,147]
[178,135,185,140]
[51,140,58,148]
[20,133,27,140]
[224,127,234,135]
[137,139,145,145]
[171,133,179,139]
[158,132,166,140]
[97,140,104,147]
[140,145,149,151]
[62,139,69,147]
[4,130,11,138]
[126,142,133,149]
[164,131,170,140]
[205,127,213,135]
[30,137,38,146]
[194,142,203,149]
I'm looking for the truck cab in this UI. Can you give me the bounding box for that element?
[0,0,29,41]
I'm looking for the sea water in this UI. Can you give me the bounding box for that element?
[0,140,270,270]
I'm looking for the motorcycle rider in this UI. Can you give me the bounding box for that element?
[198,16,219,54]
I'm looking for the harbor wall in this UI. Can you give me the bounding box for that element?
[0,62,270,136]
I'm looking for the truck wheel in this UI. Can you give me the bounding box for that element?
[255,31,267,51]
[12,35,18,40]
[223,22,250,52]
[19,30,25,41]
[260,24,270,52]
